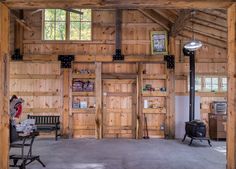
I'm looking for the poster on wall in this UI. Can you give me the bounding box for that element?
[150,31,168,55]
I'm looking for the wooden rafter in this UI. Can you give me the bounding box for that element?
[153,9,178,23]
[185,22,227,41]
[179,30,227,49]
[170,9,192,37]
[138,9,171,31]
[3,0,234,9]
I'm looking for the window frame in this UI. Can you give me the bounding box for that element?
[187,75,227,93]
[42,9,93,41]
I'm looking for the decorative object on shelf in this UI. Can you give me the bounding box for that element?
[11,48,23,61]
[144,100,149,109]
[72,80,95,92]
[80,101,88,109]
[58,55,74,68]
[143,84,166,92]
[150,31,168,55]
[164,55,175,69]
[72,102,80,109]
[73,69,95,74]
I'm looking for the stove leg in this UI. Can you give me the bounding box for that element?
[189,138,193,146]
[208,139,212,147]
[182,134,187,142]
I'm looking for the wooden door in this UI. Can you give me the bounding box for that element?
[103,79,136,138]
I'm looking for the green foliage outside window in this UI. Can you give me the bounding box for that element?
[44,9,91,40]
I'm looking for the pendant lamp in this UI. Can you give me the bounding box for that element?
[184,10,203,51]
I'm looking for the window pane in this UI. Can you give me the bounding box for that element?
[45,9,55,21]
[81,9,92,21]
[70,22,80,40]
[55,22,66,40]
[222,77,227,91]
[204,78,212,91]
[44,22,55,40]
[56,9,66,21]
[81,22,91,40]
[70,10,81,21]
[195,77,201,91]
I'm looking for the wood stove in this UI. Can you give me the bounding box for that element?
[182,48,211,146]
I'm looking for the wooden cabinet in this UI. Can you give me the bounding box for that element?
[209,113,227,140]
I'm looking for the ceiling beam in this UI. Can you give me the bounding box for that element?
[3,0,235,9]
[170,9,192,37]
[138,9,171,31]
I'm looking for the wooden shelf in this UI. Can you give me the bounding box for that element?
[72,74,95,79]
[143,74,167,80]
[72,108,95,114]
[142,91,167,97]
[72,92,95,96]
[143,108,166,114]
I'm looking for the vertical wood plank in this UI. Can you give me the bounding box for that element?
[166,36,176,138]
[137,63,143,138]
[62,68,71,138]
[0,3,10,169]
[95,62,102,139]
[227,4,236,169]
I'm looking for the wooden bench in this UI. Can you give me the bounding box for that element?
[27,115,60,141]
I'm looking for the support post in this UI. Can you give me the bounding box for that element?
[227,4,236,169]
[0,3,10,169]
[137,63,144,138]
[95,62,102,139]
[62,69,71,138]
[166,36,175,138]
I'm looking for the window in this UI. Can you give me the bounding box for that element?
[221,77,227,92]
[188,75,227,92]
[43,9,92,40]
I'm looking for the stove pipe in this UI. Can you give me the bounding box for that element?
[183,48,195,122]
[189,51,195,121]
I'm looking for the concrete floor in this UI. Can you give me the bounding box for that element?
[10,138,226,169]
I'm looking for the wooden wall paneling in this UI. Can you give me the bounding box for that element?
[166,36,175,139]
[0,3,10,169]
[95,62,102,139]
[62,68,71,138]
[137,63,143,138]
[227,4,236,169]
[102,79,135,138]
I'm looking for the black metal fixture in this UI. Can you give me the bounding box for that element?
[58,55,74,68]
[11,48,23,61]
[183,48,195,121]
[164,55,175,69]
[113,9,124,61]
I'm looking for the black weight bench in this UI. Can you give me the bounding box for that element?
[27,115,61,141]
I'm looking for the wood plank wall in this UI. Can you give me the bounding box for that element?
[10,61,62,125]
[22,9,162,55]
[0,3,10,169]
[8,9,228,139]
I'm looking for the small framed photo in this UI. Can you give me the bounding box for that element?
[150,31,168,55]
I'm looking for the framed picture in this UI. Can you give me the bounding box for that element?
[150,31,168,55]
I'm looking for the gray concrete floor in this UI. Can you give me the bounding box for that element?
[10,138,226,169]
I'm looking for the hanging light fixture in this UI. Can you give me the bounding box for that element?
[184,10,203,51]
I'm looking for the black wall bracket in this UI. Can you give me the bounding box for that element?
[11,48,23,61]
[58,55,75,68]
[164,55,175,69]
